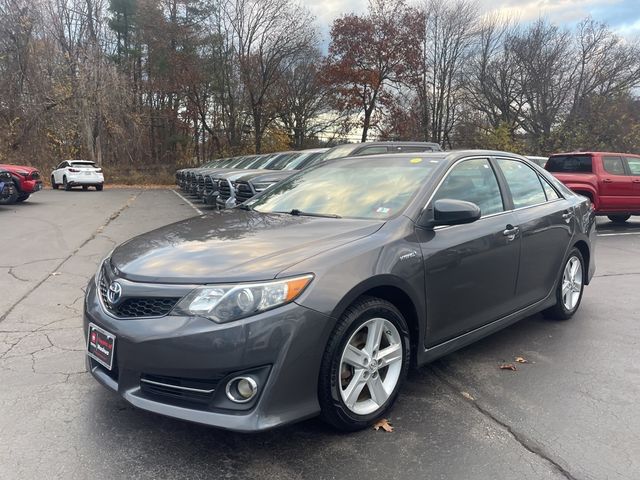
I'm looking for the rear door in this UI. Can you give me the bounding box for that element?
[598,155,634,211]
[419,157,521,347]
[495,157,573,307]
[622,156,640,209]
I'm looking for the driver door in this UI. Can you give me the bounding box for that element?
[416,157,521,347]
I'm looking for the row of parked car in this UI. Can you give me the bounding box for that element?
[176,142,443,208]
[177,146,640,224]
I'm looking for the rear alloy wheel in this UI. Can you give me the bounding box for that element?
[319,297,410,431]
[82,185,88,191]
[51,176,59,189]
[63,176,71,191]
[608,215,630,224]
[543,248,585,320]
[96,184,103,191]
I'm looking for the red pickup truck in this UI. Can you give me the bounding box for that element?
[546,152,640,223]
[0,164,43,202]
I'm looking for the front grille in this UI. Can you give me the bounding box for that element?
[99,271,179,318]
[235,181,255,203]
[218,180,232,201]
[140,374,221,405]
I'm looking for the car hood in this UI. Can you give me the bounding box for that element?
[238,170,296,183]
[214,169,272,180]
[110,209,384,284]
[0,164,38,174]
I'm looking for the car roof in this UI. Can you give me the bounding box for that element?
[550,151,640,157]
[341,150,526,163]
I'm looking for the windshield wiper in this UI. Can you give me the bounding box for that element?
[278,209,342,218]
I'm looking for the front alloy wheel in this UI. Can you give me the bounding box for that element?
[319,296,410,431]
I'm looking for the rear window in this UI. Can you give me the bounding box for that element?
[546,155,592,173]
[70,161,97,167]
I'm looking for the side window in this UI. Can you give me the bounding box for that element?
[496,159,547,208]
[433,158,504,216]
[624,157,640,176]
[602,156,626,175]
[400,146,432,153]
[356,146,388,155]
[540,177,560,200]
[57,162,66,169]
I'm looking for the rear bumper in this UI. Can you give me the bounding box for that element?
[67,173,104,186]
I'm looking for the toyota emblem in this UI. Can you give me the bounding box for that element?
[107,281,122,304]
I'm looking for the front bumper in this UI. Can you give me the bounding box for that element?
[21,179,43,193]
[83,278,333,432]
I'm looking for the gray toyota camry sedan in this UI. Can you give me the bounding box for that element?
[84,150,596,431]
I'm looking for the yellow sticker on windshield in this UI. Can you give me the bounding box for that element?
[410,158,423,164]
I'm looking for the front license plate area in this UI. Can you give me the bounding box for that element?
[87,323,115,370]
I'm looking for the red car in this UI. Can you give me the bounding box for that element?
[0,164,43,202]
[546,152,640,223]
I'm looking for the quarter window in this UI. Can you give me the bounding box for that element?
[602,156,626,175]
[433,158,504,216]
[540,178,560,200]
[497,159,547,208]
[624,157,640,175]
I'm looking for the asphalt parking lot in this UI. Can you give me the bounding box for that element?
[1,189,639,480]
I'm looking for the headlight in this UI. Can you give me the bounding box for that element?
[172,274,313,323]
[253,182,275,193]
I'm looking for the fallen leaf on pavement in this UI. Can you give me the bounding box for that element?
[51,272,61,276]
[461,391,475,401]
[373,418,394,432]
[499,363,517,371]
[515,356,528,363]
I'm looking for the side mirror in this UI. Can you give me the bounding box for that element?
[419,199,481,228]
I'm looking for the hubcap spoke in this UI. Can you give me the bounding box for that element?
[367,375,388,406]
[343,369,367,408]
[364,319,385,356]
[376,343,402,367]
[343,344,368,369]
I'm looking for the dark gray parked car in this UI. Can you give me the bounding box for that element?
[84,150,596,432]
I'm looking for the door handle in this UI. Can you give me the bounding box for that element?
[633,179,640,184]
[503,224,519,241]
[603,178,613,183]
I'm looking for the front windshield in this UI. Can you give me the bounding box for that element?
[284,151,325,170]
[235,156,258,168]
[322,144,361,161]
[249,156,442,220]
[268,153,299,170]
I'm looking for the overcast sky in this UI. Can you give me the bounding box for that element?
[306,0,640,40]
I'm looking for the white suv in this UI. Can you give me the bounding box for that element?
[51,160,104,191]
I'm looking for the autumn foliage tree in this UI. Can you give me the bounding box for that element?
[323,0,424,142]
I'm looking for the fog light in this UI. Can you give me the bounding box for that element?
[225,376,258,403]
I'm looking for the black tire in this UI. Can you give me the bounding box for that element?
[95,184,103,191]
[608,215,630,224]
[82,185,88,190]
[318,296,410,431]
[16,193,30,202]
[0,187,18,205]
[51,176,59,189]
[543,247,585,320]
[63,176,71,191]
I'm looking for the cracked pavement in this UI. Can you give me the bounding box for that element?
[1,191,639,479]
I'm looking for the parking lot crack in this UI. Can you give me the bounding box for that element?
[429,366,580,480]
[0,193,141,325]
